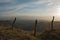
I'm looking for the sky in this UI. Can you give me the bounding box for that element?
[0,0,60,20]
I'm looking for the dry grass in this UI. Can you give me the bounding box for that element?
[0,24,38,40]
[37,30,60,40]
[0,24,60,40]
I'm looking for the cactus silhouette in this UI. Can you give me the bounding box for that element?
[34,19,37,36]
[12,17,16,30]
[51,16,55,31]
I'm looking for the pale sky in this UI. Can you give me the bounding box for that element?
[0,0,60,21]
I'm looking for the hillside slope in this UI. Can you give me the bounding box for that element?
[0,24,37,40]
[37,30,60,40]
[0,24,60,40]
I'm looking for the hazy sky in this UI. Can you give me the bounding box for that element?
[0,0,60,17]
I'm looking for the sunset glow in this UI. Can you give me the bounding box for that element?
[57,6,60,16]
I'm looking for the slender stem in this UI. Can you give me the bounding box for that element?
[34,19,37,36]
[51,16,54,31]
[12,17,16,30]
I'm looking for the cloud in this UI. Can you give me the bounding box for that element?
[9,0,51,12]
[0,0,60,16]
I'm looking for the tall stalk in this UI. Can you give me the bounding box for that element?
[12,17,16,30]
[34,19,37,36]
[51,16,55,31]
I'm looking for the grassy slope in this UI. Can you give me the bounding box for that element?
[0,24,60,40]
[0,24,37,40]
[37,30,60,40]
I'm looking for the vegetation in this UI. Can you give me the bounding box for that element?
[38,30,60,40]
[0,16,60,40]
[0,24,37,40]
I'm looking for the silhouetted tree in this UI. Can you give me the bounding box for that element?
[12,17,16,30]
[34,19,37,36]
[51,16,55,31]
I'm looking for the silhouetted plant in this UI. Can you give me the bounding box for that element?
[51,16,55,31]
[12,17,16,30]
[34,19,37,36]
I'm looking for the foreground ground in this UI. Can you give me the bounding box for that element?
[0,24,37,40]
[0,24,60,40]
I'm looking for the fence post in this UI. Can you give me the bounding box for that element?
[51,16,55,31]
[34,19,37,36]
[12,17,16,30]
